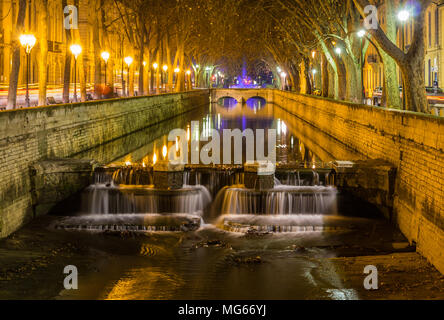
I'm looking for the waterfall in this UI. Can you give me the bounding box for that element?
[213,185,337,215]
[82,184,212,216]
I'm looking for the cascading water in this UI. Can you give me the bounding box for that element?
[54,167,212,232]
[214,185,337,215]
[212,168,339,233]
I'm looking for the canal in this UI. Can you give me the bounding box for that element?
[0,99,443,300]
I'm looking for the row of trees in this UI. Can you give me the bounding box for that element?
[7,0,431,113]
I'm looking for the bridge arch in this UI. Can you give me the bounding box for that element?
[246,96,267,109]
[212,89,272,105]
[217,96,238,107]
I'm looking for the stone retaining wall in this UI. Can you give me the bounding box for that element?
[0,90,209,237]
[273,90,444,273]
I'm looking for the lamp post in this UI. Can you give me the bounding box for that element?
[280,72,287,90]
[174,67,180,89]
[153,62,159,93]
[124,56,133,97]
[162,65,168,91]
[312,69,317,91]
[70,44,82,103]
[205,67,211,88]
[357,29,366,103]
[186,70,191,90]
[19,34,36,108]
[101,51,110,86]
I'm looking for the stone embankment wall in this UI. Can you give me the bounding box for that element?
[0,90,209,237]
[273,90,443,273]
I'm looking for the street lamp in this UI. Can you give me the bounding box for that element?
[70,44,82,102]
[124,56,133,97]
[398,9,410,109]
[281,71,287,90]
[334,47,342,55]
[186,70,191,90]
[101,51,110,86]
[398,10,410,23]
[19,34,36,108]
[162,65,168,91]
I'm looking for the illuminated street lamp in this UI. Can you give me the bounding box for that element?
[174,67,180,73]
[186,70,191,90]
[124,56,133,96]
[19,34,36,108]
[70,44,82,102]
[281,71,287,90]
[334,47,342,55]
[162,65,168,90]
[101,51,110,86]
[357,29,366,38]
[398,9,410,22]
[152,62,158,70]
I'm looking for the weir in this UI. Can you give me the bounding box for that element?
[0,88,442,274]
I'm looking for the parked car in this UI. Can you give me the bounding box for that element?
[372,86,444,108]
[426,87,444,106]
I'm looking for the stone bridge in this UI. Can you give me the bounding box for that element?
[211,88,273,104]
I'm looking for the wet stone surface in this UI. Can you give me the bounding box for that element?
[0,215,443,300]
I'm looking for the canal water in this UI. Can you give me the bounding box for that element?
[0,99,412,300]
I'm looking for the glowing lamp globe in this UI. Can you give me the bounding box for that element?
[101,51,110,63]
[398,10,410,22]
[19,34,37,54]
[124,56,133,67]
[70,44,82,59]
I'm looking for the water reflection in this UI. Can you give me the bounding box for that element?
[110,103,321,168]
[217,97,238,108]
[246,96,266,111]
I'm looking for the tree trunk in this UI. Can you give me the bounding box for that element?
[62,0,71,103]
[353,0,431,112]
[343,53,360,103]
[37,0,48,106]
[155,50,161,93]
[7,0,27,109]
[73,0,86,102]
[321,54,329,97]
[332,54,346,100]
[176,43,185,92]
[303,57,312,94]
[327,64,335,98]
[91,0,102,99]
[381,0,402,109]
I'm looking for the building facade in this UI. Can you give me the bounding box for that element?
[363,0,444,99]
